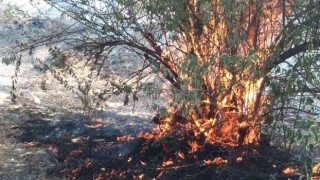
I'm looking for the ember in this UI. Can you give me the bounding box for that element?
[313,162,320,174]
[116,135,135,141]
[204,157,227,166]
[162,159,174,167]
[236,157,243,163]
[282,167,298,174]
[84,119,105,129]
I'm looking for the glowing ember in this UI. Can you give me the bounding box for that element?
[71,137,87,144]
[189,140,200,153]
[282,167,298,174]
[140,160,147,166]
[138,174,144,180]
[156,171,164,179]
[71,167,81,175]
[85,119,104,129]
[84,158,92,167]
[116,135,135,141]
[313,162,320,174]
[162,159,174,167]
[84,123,102,129]
[236,157,243,163]
[48,145,58,154]
[177,151,185,159]
[109,169,126,178]
[204,157,227,165]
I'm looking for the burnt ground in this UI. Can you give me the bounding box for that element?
[0,96,313,180]
[0,58,304,180]
[0,100,147,180]
[0,62,319,179]
[0,102,309,180]
[0,102,285,180]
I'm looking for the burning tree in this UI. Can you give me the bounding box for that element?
[8,0,320,146]
[4,0,320,177]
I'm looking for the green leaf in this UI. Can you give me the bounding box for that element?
[159,107,168,118]
[188,58,198,72]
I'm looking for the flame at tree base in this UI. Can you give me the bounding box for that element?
[141,110,262,153]
[141,77,267,149]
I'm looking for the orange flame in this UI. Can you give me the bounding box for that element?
[236,157,243,163]
[188,140,200,153]
[138,174,144,180]
[313,162,320,174]
[204,157,227,165]
[162,159,174,167]
[177,151,185,159]
[140,1,293,161]
[282,167,298,174]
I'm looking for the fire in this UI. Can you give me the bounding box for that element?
[138,174,144,180]
[136,0,295,174]
[140,160,147,166]
[155,171,164,179]
[204,157,227,166]
[282,167,298,174]
[85,118,104,129]
[109,169,126,178]
[162,159,174,167]
[236,157,243,163]
[142,0,293,151]
[117,135,135,141]
[71,167,81,175]
[177,151,185,159]
[313,162,320,174]
[189,140,200,153]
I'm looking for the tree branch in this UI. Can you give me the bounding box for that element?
[267,39,320,72]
